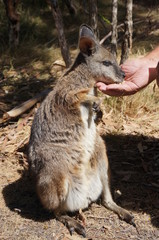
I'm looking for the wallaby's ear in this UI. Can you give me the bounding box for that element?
[79,24,96,55]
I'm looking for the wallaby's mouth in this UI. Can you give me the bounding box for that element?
[96,76,124,85]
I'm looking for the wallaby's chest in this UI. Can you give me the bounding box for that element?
[80,102,96,163]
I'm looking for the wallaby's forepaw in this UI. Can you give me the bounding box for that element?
[58,215,86,237]
[92,102,103,124]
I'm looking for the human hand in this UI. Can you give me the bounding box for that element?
[96,58,157,96]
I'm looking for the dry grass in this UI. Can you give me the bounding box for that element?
[100,81,159,138]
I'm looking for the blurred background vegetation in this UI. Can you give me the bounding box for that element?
[0,0,158,66]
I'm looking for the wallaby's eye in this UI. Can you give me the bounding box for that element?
[103,60,112,66]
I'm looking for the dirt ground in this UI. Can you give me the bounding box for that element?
[0,99,159,240]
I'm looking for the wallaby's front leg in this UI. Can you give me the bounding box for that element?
[96,136,134,225]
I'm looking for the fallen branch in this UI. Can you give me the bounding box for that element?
[2,89,51,122]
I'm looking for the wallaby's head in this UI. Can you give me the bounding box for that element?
[79,24,125,84]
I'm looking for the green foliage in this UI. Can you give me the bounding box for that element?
[99,14,111,25]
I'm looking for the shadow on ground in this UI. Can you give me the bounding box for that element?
[2,169,54,222]
[2,133,159,228]
[104,133,159,228]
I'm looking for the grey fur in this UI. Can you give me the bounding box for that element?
[28,24,134,236]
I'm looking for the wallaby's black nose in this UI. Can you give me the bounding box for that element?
[121,70,125,78]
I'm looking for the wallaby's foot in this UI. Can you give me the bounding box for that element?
[117,207,135,226]
[57,215,86,237]
[103,200,135,226]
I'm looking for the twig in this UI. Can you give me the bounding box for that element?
[100,19,148,44]
[87,215,107,219]
[100,23,124,44]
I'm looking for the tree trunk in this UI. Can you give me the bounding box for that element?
[46,0,71,68]
[120,0,133,64]
[63,0,76,15]
[3,0,20,47]
[111,0,118,57]
[89,0,98,37]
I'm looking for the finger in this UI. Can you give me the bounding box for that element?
[96,82,125,96]
[96,82,107,91]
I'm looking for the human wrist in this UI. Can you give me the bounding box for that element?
[144,46,159,67]
[141,57,158,83]
[145,45,159,85]
[141,56,158,67]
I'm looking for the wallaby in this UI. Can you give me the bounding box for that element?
[28,24,134,237]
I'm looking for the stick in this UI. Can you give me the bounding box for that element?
[100,23,124,44]
[2,89,51,121]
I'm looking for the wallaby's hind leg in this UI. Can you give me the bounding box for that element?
[36,169,86,236]
[96,135,134,225]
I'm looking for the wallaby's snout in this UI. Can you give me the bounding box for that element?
[107,63,125,84]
